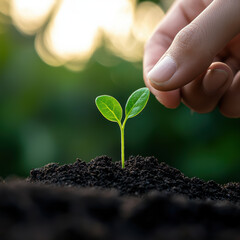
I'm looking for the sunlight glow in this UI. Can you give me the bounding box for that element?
[10,0,56,34]
[101,0,139,62]
[100,0,134,38]
[10,0,165,70]
[44,0,101,64]
[0,0,9,16]
[133,1,164,43]
[105,0,164,62]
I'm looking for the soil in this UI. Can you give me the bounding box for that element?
[0,155,239,240]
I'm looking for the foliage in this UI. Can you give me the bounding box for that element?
[96,88,150,168]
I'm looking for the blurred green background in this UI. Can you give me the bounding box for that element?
[0,0,239,183]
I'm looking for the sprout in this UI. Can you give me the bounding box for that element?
[95,87,150,168]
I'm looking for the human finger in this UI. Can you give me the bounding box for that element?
[219,71,240,118]
[181,62,233,113]
[147,0,240,92]
[143,0,212,108]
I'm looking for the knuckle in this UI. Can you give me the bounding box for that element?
[174,23,205,53]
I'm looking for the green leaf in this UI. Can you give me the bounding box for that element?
[95,95,122,123]
[125,87,150,119]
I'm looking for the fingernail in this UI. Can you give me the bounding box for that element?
[147,56,177,85]
[203,69,228,95]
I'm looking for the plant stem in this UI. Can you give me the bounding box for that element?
[120,127,124,168]
[120,119,127,168]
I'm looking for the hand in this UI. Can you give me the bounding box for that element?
[143,0,240,118]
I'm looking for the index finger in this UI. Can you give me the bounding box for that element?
[143,0,213,108]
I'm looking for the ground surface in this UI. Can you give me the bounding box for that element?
[30,155,240,202]
[0,156,239,240]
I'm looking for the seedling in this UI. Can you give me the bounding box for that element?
[95,87,150,168]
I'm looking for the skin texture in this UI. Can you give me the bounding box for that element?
[143,0,240,118]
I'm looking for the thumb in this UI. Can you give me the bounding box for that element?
[148,0,240,91]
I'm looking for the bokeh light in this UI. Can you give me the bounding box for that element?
[10,0,56,34]
[133,1,164,43]
[8,0,165,70]
[0,0,9,16]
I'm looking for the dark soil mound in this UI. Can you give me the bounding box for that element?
[30,155,240,203]
[1,156,239,240]
[0,182,239,240]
